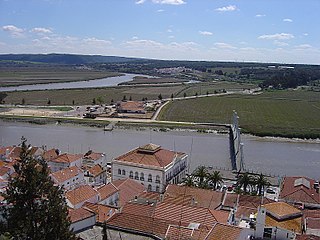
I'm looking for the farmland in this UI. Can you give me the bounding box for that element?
[158,90,320,138]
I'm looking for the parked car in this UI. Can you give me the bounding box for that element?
[83,113,97,119]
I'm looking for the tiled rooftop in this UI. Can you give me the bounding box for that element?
[205,223,243,240]
[114,144,186,168]
[121,202,156,217]
[83,202,117,223]
[280,176,320,204]
[97,182,118,200]
[164,185,224,210]
[42,149,59,161]
[112,178,145,207]
[50,153,83,164]
[68,207,95,223]
[154,202,228,226]
[88,164,105,177]
[66,185,99,206]
[51,166,82,184]
[263,202,302,220]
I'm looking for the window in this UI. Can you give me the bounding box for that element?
[140,172,144,181]
[135,172,139,180]
[156,175,160,183]
[263,228,272,239]
[148,174,152,182]
[122,169,126,175]
[118,169,121,175]
[148,184,152,192]
[156,186,160,192]
[129,171,133,179]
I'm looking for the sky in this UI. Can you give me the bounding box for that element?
[0,0,319,64]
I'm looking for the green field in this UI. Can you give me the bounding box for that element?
[158,90,320,138]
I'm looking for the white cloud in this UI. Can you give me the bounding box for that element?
[167,29,173,33]
[199,31,213,36]
[31,27,52,34]
[83,37,112,45]
[255,14,266,17]
[274,40,289,47]
[152,0,186,5]
[2,25,24,37]
[303,33,309,36]
[283,18,293,22]
[214,42,236,49]
[215,5,238,12]
[258,33,294,40]
[157,9,165,12]
[135,0,146,4]
[295,44,312,49]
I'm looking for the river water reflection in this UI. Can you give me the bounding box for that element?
[0,74,149,92]
[0,121,319,179]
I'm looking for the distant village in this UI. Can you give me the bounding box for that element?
[0,143,319,240]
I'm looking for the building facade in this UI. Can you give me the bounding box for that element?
[112,143,188,193]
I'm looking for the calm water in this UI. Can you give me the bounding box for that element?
[0,121,319,179]
[0,74,152,92]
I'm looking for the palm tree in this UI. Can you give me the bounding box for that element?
[237,172,253,194]
[182,174,196,187]
[255,173,270,195]
[207,171,223,190]
[192,166,208,188]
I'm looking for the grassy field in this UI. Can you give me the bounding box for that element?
[2,85,187,105]
[158,90,320,138]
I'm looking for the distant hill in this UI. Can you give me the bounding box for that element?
[0,54,141,65]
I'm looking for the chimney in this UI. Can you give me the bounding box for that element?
[314,181,319,193]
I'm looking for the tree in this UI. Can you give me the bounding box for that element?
[207,171,223,190]
[254,173,270,195]
[236,172,253,194]
[97,96,104,105]
[195,92,198,97]
[3,138,74,240]
[158,94,163,100]
[182,174,196,187]
[47,99,51,105]
[21,98,25,105]
[192,166,208,188]
[183,92,187,98]
[122,95,127,101]
[171,93,174,100]
[102,221,108,240]
[72,100,75,105]
[92,98,96,105]
[129,96,132,101]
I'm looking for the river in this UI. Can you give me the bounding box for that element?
[0,121,319,179]
[0,73,152,92]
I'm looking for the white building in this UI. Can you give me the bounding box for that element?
[48,153,83,173]
[50,166,85,190]
[112,143,188,193]
[82,151,107,168]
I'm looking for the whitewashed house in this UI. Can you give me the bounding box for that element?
[82,151,107,168]
[112,143,188,193]
[50,166,84,190]
[84,164,107,186]
[69,207,96,233]
[48,153,83,172]
[97,182,119,207]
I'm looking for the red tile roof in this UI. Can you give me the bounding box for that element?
[164,185,224,210]
[0,166,11,177]
[0,146,13,156]
[296,235,320,240]
[118,101,145,113]
[66,185,99,206]
[238,194,275,208]
[43,149,59,161]
[165,224,211,240]
[83,151,104,161]
[106,212,174,238]
[137,191,161,202]
[97,183,118,201]
[68,207,95,223]
[205,223,242,240]
[83,202,117,223]
[88,164,105,177]
[114,144,186,168]
[121,202,156,217]
[280,176,320,204]
[112,178,145,207]
[51,166,82,184]
[154,202,228,226]
[51,153,83,164]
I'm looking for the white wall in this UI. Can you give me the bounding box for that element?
[70,215,96,233]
